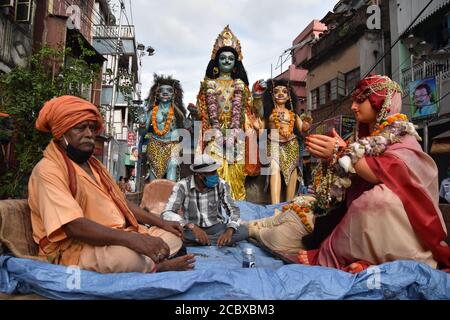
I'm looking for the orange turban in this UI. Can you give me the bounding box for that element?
[36,95,104,138]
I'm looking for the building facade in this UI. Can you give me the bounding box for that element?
[390,0,450,183]
[0,0,36,74]
[302,0,391,136]
[92,10,140,180]
[274,20,327,115]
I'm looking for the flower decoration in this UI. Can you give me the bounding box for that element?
[282,197,314,233]
[204,78,245,146]
[151,104,174,137]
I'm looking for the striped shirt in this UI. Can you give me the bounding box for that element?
[161,175,241,230]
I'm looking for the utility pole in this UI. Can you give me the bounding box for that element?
[106,1,124,172]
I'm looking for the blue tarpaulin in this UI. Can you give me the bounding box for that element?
[1,201,449,300]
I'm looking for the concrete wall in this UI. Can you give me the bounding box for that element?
[292,20,327,65]
[307,43,359,91]
[0,4,36,73]
[358,31,386,77]
[50,0,94,43]
[439,77,450,116]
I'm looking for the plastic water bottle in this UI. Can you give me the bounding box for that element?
[242,247,256,268]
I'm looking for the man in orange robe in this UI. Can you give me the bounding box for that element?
[28,95,195,273]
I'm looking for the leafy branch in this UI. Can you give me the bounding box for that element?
[0,43,101,198]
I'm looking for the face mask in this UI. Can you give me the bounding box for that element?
[203,174,219,188]
[63,135,93,164]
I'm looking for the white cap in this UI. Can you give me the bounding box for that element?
[244,247,253,255]
[190,154,221,173]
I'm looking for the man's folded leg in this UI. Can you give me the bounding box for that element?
[78,244,156,273]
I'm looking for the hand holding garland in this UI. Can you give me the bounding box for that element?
[306,128,379,185]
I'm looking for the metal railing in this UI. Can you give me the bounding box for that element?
[93,25,135,39]
[402,57,450,94]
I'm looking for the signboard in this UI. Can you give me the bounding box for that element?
[409,76,439,121]
[312,116,341,136]
[129,146,138,162]
[341,115,356,139]
[312,115,356,139]
[127,131,136,146]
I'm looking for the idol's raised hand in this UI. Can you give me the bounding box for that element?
[252,79,267,97]
[305,128,346,160]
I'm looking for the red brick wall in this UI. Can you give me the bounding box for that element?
[50,0,94,43]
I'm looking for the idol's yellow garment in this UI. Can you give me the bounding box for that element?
[197,77,252,200]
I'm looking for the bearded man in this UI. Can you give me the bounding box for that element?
[28,95,195,273]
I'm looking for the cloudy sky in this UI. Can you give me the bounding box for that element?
[126,0,334,105]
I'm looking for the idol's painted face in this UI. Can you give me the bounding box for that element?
[273,86,289,105]
[218,51,235,73]
[351,99,377,125]
[158,85,174,103]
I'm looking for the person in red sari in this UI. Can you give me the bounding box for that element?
[303,75,450,273]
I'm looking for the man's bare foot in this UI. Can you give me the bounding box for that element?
[156,254,195,272]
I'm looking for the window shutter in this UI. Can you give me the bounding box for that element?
[337,72,346,97]
[0,0,14,8]
[15,0,32,23]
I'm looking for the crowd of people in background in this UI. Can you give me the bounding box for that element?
[118,176,136,194]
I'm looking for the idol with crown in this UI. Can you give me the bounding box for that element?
[195,26,266,200]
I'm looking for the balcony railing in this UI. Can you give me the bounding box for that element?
[401,57,450,95]
[93,25,135,39]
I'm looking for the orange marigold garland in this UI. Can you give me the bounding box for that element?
[272,108,295,138]
[370,113,408,136]
[282,202,313,233]
[152,104,174,137]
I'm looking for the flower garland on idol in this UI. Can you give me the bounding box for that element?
[272,108,295,139]
[151,103,174,137]
[282,198,314,233]
[205,79,245,147]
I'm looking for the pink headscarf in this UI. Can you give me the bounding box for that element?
[351,75,403,138]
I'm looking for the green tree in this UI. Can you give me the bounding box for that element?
[0,43,101,198]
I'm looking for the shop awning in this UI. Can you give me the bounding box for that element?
[410,0,449,30]
[430,130,450,154]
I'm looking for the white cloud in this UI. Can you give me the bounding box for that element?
[129,0,334,105]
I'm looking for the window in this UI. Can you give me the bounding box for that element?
[330,78,338,101]
[319,84,327,106]
[0,0,14,7]
[310,89,318,110]
[346,68,360,95]
[337,72,346,97]
[15,0,32,23]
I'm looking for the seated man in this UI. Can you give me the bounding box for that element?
[29,95,195,273]
[162,154,248,246]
